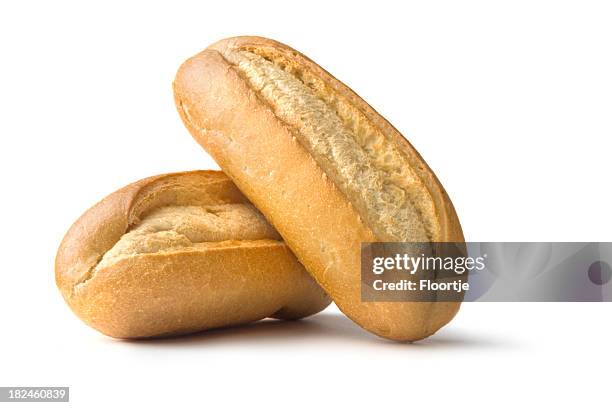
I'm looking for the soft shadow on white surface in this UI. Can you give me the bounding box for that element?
[112,312,514,349]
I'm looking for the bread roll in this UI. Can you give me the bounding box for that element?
[55,171,330,338]
[173,37,464,341]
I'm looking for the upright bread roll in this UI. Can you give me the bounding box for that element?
[174,37,464,341]
[56,171,330,338]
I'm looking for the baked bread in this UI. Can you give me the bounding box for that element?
[55,170,330,338]
[173,36,464,341]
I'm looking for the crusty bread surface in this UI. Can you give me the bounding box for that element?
[56,171,331,338]
[174,37,464,341]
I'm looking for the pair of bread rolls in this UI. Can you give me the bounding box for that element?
[57,36,463,341]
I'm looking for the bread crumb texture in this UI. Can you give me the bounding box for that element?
[222,48,439,242]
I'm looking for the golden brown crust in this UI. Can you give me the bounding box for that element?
[55,171,330,338]
[174,37,464,341]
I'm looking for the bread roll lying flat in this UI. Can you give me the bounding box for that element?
[56,171,330,338]
[173,37,464,341]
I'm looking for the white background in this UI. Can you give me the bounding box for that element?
[1,0,611,406]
